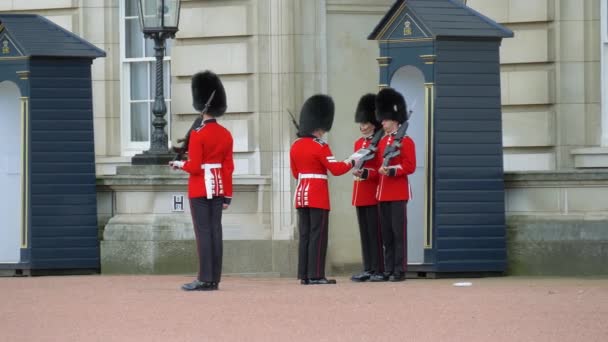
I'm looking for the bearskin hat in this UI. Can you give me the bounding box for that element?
[375,87,407,123]
[191,70,227,117]
[355,93,380,129]
[298,94,335,136]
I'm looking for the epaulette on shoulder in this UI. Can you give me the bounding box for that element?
[194,123,206,132]
[313,138,327,146]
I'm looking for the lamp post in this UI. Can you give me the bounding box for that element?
[132,0,181,165]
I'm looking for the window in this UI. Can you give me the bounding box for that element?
[120,0,172,155]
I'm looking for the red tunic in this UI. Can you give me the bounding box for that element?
[182,119,234,200]
[351,136,380,207]
[290,136,353,210]
[376,133,416,202]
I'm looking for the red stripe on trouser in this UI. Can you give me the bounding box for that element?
[316,211,327,278]
[189,200,203,280]
[402,201,407,272]
[376,205,384,272]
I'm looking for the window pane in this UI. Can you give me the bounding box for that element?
[145,38,155,58]
[125,0,138,17]
[165,39,172,56]
[131,63,149,100]
[126,18,143,58]
[149,61,171,99]
[131,102,150,142]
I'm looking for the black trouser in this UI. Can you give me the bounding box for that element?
[297,208,329,280]
[189,196,224,283]
[356,205,384,274]
[379,200,408,274]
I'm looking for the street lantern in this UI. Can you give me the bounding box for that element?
[132,0,181,165]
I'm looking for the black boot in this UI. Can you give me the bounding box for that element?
[369,272,389,282]
[350,271,372,282]
[181,280,218,291]
[309,278,337,285]
[389,272,406,282]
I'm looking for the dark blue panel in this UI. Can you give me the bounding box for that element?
[32,248,99,259]
[436,50,499,61]
[435,189,503,201]
[31,258,99,269]
[437,237,505,249]
[436,120,501,132]
[436,61,499,74]
[435,97,500,109]
[435,179,503,190]
[31,120,93,130]
[437,85,501,97]
[30,205,97,216]
[30,131,94,142]
[436,132,502,144]
[436,214,505,225]
[30,88,91,99]
[436,73,499,85]
[436,108,500,120]
[31,237,99,248]
[436,225,505,238]
[435,144,502,156]
[436,156,503,167]
[31,185,96,195]
[31,163,95,174]
[31,152,95,163]
[31,215,97,226]
[31,142,95,152]
[435,260,506,272]
[32,227,100,238]
[31,110,94,120]
[31,194,97,205]
[436,202,504,214]
[436,40,501,51]
[30,99,92,110]
[436,248,506,260]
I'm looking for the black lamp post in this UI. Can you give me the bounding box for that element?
[132,0,181,165]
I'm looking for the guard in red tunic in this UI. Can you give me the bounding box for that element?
[350,93,385,282]
[375,88,416,282]
[290,94,358,285]
[169,70,234,291]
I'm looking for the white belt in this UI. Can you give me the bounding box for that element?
[299,173,327,180]
[201,163,222,199]
[201,163,221,170]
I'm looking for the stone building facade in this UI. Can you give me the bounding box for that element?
[1,0,606,275]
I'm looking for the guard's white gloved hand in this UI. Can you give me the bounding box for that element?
[169,160,185,169]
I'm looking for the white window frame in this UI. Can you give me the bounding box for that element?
[119,0,172,156]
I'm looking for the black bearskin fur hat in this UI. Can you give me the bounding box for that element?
[191,70,227,117]
[375,87,407,123]
[355,93,380,129]
[298,94,335,136]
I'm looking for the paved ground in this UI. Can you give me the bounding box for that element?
[1,275,607,342]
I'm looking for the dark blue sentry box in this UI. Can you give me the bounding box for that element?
[0,14,105,274]
[369,0,513,274]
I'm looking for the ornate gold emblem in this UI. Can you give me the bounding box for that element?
[403,20,412,36]
[2,40,9,54]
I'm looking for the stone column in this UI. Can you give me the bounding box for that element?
[257,0,327,240]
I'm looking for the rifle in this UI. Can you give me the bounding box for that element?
[352,129,384,170]
[172,117,202,161]
[172,90,216,161]
[286,109,300,131]
[381,120,409,168]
